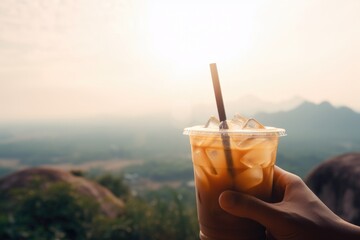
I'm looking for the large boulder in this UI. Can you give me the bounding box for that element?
[0,167,125,218]
[305,153,360,225]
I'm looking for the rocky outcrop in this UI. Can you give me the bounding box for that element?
[305,153,360,225]
[0,167,125,218]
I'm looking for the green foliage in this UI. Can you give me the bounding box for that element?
[120,188,198,240]
[88,181,198,240]
[0,173,199,240]
[0,181,99,240]
[94,173,131,199]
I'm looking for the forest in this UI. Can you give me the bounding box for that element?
[0,171,199,240]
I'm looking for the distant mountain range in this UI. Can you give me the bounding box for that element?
[151,99,360,176]
[254,101,360,176]
[256,101,360,140]
[0,99,359,178]
[189,99,360,146]
[190,95,305,123]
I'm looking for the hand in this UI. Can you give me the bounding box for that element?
[219,166,360,240]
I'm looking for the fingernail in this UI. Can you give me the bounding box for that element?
[219,191,237,209]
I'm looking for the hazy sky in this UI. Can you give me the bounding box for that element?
[1,0,360,122]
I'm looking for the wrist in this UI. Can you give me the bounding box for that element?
[327,218,360,240]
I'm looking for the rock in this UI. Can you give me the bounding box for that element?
[0,167,125,218]
[305,153,360,225]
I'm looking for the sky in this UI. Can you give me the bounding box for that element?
[1,0,360,122]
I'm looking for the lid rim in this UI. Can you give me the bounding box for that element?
[183,125,286,137]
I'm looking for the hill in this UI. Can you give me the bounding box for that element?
[256,101,360,139]
[255,101,360,176]
[0,167,125,218]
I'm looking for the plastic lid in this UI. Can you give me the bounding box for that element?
[183,125,286,137]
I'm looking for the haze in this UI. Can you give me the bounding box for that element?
[1,0,360,122]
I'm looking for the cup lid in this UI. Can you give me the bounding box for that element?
[183,125,286,137]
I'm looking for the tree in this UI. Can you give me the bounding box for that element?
[0,181,99,240]
[94,174,130,200]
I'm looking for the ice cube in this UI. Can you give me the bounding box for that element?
[233,114,248,126]
[192,147,205,165]
[235,167,263,191]
[242,118,265,129]
[205,148,226,169]
[193,147,217,174]
[218,114,248,130]
[205,116,220,129]
[204,115,266,130]
[205,148,245,183]
[233,137,266,151]
[220,119,242,130]
[242,147,274,168]
[194,165,210,191]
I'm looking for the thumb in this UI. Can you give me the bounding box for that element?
[219,190,277,227]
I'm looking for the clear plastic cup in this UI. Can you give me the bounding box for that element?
[184,126,286,240]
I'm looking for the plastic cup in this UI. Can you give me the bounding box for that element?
[184,125,286,240]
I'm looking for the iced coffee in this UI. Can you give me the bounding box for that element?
[184,115,285,240]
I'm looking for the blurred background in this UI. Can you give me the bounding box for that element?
[0,0,359,239]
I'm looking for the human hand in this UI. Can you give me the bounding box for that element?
[219,166,360,240]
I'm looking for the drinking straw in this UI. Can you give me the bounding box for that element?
[209,63,234,177]
[210,63,227,123]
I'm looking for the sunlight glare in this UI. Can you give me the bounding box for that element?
[145,2,255,74]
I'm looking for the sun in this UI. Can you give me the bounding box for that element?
[143,1,255,74]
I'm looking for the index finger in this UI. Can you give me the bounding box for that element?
[271,165,302,202]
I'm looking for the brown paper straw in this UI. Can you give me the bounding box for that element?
[210,63,227,123]
[209,63,234,178]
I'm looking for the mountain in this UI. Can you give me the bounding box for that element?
[191,95,304,123]
[226,95,305,116]
[256,101,360,139]
[255,101,360,176]
[0,99,359,178]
